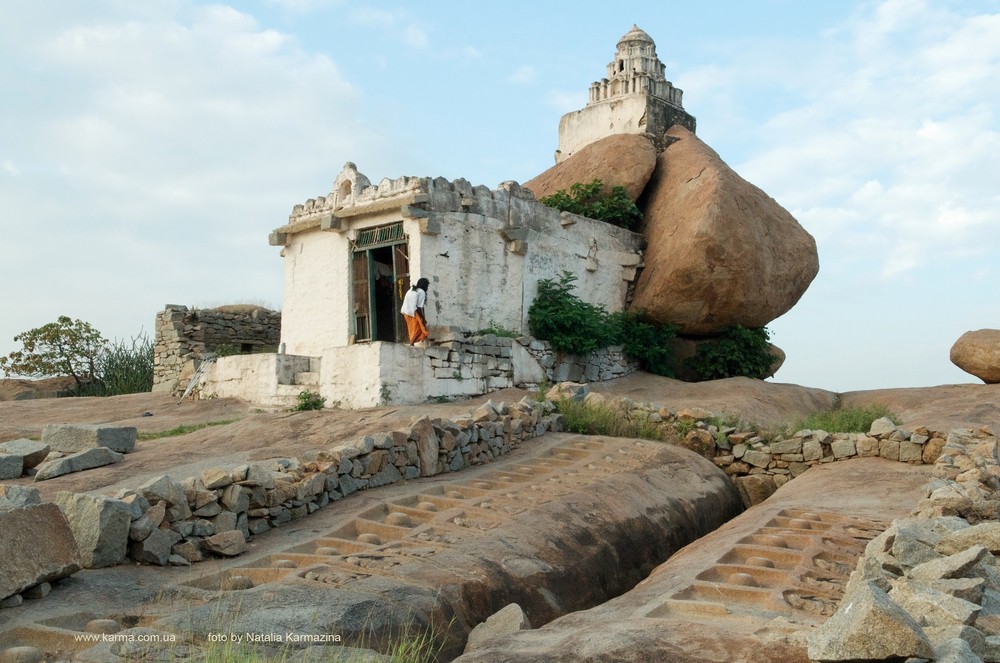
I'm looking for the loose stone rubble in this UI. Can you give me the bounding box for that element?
[33,447,123,481]
[808,426,1000,662]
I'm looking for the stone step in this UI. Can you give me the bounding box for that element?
[293,371,320,386]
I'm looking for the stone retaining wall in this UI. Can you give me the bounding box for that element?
[574,390,948,507]
[423,330,637,396]
[153,305,281,394]
[43,398,561,576]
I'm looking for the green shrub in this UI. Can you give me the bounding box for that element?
[528,272,608,355]
[686,326,773,381]
[610,310,678,376]
[294,390,325,411]
[213,343,240,357]
[528,273,677,374]
[539,179,643,231]
[792,403,901,434]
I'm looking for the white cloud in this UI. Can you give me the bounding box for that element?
[730,1,1000,283]
[0,2,391,355]
[507,65,537,85]
[349,7,428,49]
[266,0,343,11]
[402,25,428,49]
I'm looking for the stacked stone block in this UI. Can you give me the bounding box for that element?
[24,398,562,574]
[153,305,281,394]
[519,338,635,383]
[425,331,637,399]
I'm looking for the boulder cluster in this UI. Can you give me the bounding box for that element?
[809,427,1000,662]
[525,125,819,355]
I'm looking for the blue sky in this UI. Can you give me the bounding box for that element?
[1,0,998,392]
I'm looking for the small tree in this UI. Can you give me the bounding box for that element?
[0,316,109,391]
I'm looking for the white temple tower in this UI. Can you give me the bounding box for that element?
[555,25,696,162]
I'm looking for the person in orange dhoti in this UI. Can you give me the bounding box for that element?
[400,277,430,345]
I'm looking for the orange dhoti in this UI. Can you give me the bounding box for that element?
[403,314,429,344]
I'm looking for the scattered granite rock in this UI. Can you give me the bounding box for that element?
[34,447,123,481]
[41,423,136,454]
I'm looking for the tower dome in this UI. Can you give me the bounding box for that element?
[617,24,654,47]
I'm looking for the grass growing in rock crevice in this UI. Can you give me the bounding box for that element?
[789,403,901,435]
[138,419,238,441]
[555,398,667,442]
[554,396,903,446]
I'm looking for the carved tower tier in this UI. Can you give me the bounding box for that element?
[556,25,696,162]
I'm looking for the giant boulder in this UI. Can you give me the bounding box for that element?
[950,329,1000,384]
[630,125,819,334]
[524,133,657,202]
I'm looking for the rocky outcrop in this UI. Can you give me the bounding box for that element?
[630,125,819,335]
[465,603,532,653]
[0,503,80,601]
[951,329,1000,384]
[524,133,658,201]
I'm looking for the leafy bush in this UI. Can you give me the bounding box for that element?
[0,317,154,396]
[294,390,326,411]
[528,272,677,375]
[539,179,643,231]
[792,403,901,434]
[528,272,608,355]
[0,316,107,391]
[685,326,774,381]
[610,310,678,376]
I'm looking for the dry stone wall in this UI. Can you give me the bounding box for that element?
[565,389,949,508]
[808,426,1000,661]
[153,305,280,394]
[0,397,563,600]
[424,331,637,398]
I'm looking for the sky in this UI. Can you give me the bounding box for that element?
[0,0,997,393]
